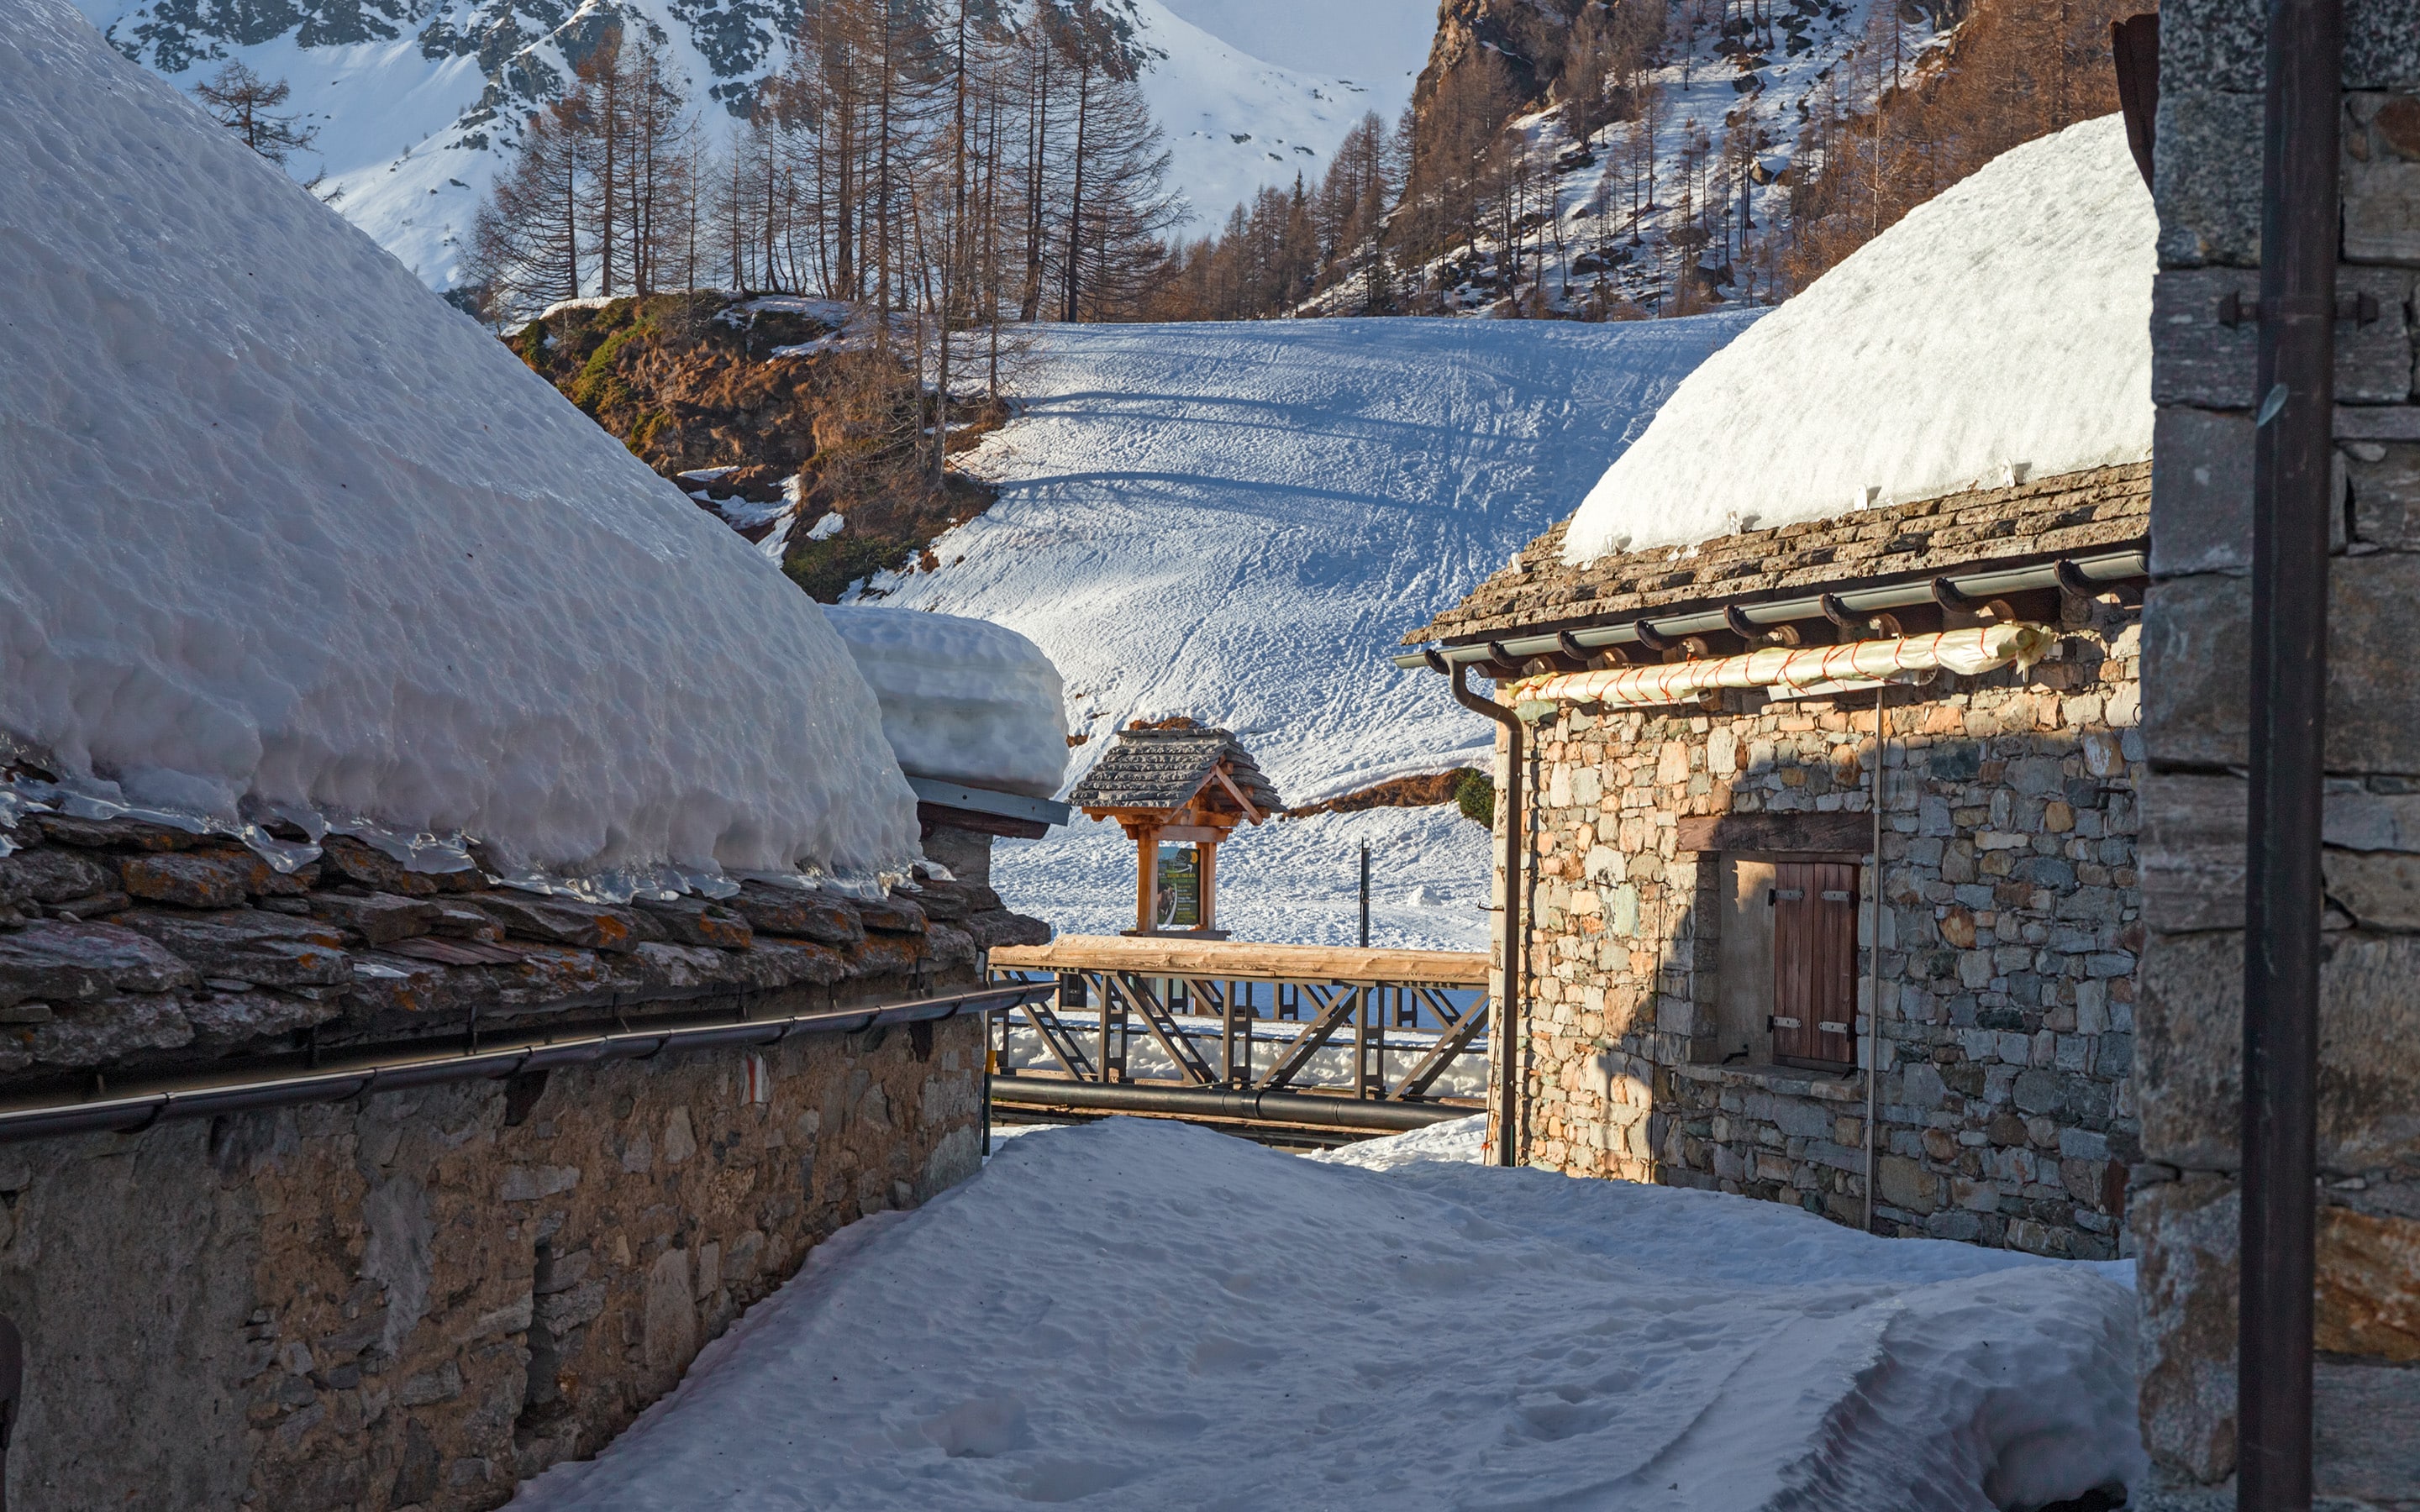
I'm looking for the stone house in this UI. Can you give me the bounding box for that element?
[0,809,1052,1509]
[1398,114,2161,1260]
[1407,475,2151,1258]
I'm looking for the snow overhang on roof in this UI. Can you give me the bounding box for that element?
[1561,113,2155,566]
[0,0,920,894]
[820,606,1071,803]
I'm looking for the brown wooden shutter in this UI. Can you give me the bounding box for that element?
[1770,860,1859,1068]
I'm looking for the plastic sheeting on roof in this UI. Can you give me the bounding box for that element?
[1562,114,2154,564]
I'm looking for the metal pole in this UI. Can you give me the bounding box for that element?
[1359,840,1371,948]
[1430,654,1525,1168]
[2241,0,2340,1501]
[1865,680,1886,1232]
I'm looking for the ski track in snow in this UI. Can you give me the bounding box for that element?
[855,316,1758,947]
[508,1117,2147,1511]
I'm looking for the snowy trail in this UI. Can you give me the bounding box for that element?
[509,1118,2144,1511]
[860,317,1755,946]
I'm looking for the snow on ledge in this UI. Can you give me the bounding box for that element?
[1563,113,2155,564]
[0,1,919,890]
[821,607,1070,801]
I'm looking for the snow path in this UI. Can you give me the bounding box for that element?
[510,1118,2144,1510]
[860,317,1756,945]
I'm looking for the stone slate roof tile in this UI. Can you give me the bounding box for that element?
[1405,461,2149,645]
[1067,727,1283,816]
[0,812,1050,1085]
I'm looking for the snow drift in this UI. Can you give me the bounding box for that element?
[1563,114,2156,563]
[510,1117,2146,1510]
[822,607,1068,801]
[0,0,920,888]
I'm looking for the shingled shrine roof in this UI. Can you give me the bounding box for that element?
[1404,460,2148,648]
[1067,725,1283,816]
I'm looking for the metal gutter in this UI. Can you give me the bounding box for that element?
[0,982,1053,1147]
[1428,653,1526,1168]
[1392,549,2147,670]
[904,775,1072,828]
[987,1076,1473,1132]
[2239,0,2341,1500]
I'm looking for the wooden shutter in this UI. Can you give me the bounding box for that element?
[1770,860,1859,1068]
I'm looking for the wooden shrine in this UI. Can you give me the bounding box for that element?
[1066,719,1283,938]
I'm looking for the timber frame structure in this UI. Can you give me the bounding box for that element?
[1067,722,1282,938]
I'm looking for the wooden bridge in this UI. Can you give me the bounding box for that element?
[985,936,1491,1142]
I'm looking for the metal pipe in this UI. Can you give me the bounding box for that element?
[1864,681,1886,1232]
[1430,651,1526,1167]
[987,1076,1472,1132]
[0,983,1052,1147]
[1392,549,2146,671]
[2240,0,2341,1501]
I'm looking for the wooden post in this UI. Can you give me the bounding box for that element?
[1134,826,1160,932]
[1197,841,1218,932]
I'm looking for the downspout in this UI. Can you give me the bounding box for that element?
[1430,650,1524,1168]
[1864,681,1886,1232]
[2240,0,2341,1500]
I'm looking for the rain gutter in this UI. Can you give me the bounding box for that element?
[1392,549,2145,671]
[0,982,1051,1147]
[1426,652,1526,1168]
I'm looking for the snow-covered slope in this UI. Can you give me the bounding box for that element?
[0,0,918,888]
[1338,0,1949,320]
[1134,0,1432,234]
[72,0,1436,285]
[848,314,1757,945]
[508,1118,2147,1510]
[1564,115,2154,561]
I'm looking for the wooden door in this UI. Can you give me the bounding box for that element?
[1770,860,1859,1068]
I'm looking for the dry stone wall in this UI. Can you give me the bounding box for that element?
[0,806,1048,1510]
[0,1012,983,1510]
[1503,597,2144,1260]
[2137,1,2420,1499]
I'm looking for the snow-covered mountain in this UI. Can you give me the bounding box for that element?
[71,0,1436,288]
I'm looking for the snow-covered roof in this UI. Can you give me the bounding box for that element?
[0,0,919,890]
[819,607,1069,802]
[1562,113,2155,564]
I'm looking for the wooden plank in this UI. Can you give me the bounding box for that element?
[1676,811,1875,855]
[989,935,1491,987]
[917,802,1049,842]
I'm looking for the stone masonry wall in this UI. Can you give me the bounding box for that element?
[1504,597,2144,1260]
[0,1008,984,1511]
[2135,1,2420,1500]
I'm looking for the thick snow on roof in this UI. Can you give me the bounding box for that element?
[1563,113,2155,564]
[0,0,918,888]
[820,608,1068,801]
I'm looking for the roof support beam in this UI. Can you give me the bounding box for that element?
[1395,549,2146,671]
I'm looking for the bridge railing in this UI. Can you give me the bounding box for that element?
[985,937,1490,1104]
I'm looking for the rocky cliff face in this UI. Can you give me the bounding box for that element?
[506,294,998,602]
[1413,0,1592,116]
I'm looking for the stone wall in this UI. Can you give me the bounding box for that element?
[1500,596,2144,1260]
[2136,1,2420,1499]
[0,1009,984,1511]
